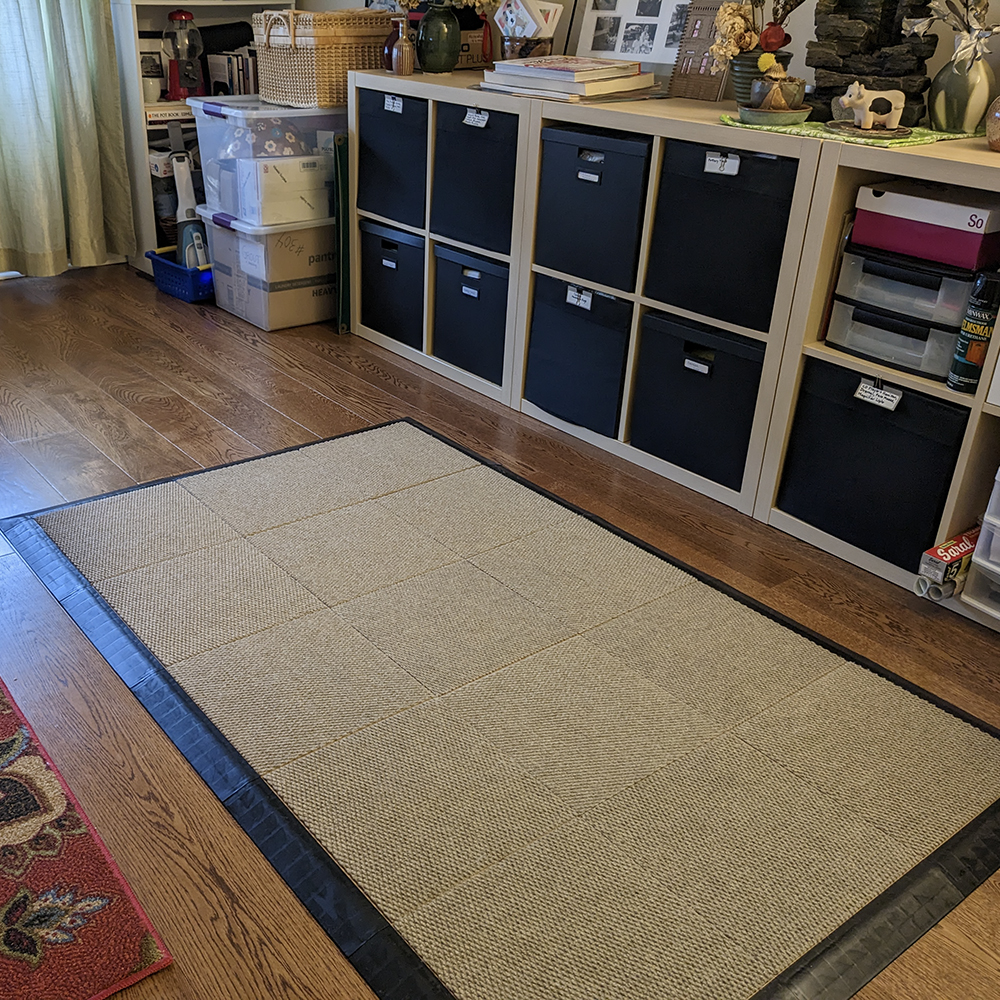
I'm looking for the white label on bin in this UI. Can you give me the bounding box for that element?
[854,378,903,410]
[239,240,266,280]
[577,170,601,183]
[461,285,480,298]
[384,94,403,114]
[463,108,489,127]
[684,358,711,374]
[382,257,397,269]
[566,285,592,310]
[704,151,740,175]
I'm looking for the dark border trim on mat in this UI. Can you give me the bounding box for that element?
[4,415,1000,1000]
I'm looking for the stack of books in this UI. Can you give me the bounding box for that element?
[480,55,658,102]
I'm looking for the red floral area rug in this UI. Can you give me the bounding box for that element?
[0,679,171,1000]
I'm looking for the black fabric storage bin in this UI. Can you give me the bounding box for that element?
[357,90,428,228]
[432,246,509,385]
[524,273,632,437]
[534,125,652,293]
[359,220,424,350]
[629,312,765,491]
[645,140,798,332]
[431,105,519,255]
[776,356,969,570]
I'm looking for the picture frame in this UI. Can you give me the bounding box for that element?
[575,0,692,63]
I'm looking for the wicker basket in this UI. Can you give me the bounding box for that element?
[252,9,392,108]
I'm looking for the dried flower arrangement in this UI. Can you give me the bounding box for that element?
[904,0,997,69]
[710,0,807,71]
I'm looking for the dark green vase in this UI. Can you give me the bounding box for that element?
[417,3,462,73]
[729,48,791,106]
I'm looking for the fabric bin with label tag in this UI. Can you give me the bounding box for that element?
[431,104,519,255]
[644,139,798,333]
[359,219,425,350]
[198,207,337,331]
[534,125,652,293]
[825,297,960,380]
[629,311,765,491]
[357,90,428,229]
[523,273,632,437]
[432,245,509,385]
[776,356,969,569]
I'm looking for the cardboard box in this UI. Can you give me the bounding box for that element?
[854,180,1000,270]
[918,526,981,585]
[236,155,334,226]
[198,207,337,331]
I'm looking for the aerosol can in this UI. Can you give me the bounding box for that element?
[172,151,208,268]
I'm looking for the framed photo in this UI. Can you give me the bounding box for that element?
[576,0,691,63]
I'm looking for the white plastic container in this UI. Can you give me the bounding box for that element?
[187,95,346,223]
[836,248,975,328]
[825,297,958,380]
[986,467,1000,522]
[197,205,337,331]
[974,515,1000,568]
[961,557,1000,619]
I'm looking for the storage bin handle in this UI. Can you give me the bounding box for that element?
[861,257,942,292]
[262,9,299,49]
[852,305,932,342]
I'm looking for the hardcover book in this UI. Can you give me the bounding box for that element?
[492,54,642,80]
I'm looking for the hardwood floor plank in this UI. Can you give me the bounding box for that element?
[11,430,135,502]
[2,263,1000,1000]
[0,555,377,1000]
[0,434,66,517]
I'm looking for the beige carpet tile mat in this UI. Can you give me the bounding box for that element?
[34,422,1000,1000]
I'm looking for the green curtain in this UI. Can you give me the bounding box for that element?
[0,0,135,277]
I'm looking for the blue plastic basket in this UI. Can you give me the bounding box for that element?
[145,247,214,303]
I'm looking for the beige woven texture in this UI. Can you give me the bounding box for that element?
[35,422,1000,1000]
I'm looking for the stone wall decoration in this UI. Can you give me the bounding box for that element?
[805,0,938,126]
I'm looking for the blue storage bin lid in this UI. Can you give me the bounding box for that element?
[433,244,508,278]
[540,123,652,157]
[359,219,424,249]
[642,310,766,363]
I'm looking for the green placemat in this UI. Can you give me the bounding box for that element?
[720,114,982,147]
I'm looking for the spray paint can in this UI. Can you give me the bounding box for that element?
[947,271,1000,393]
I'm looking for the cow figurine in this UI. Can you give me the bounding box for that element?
[839,81,906,130]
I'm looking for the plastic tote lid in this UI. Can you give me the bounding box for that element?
[196,203,335,235]
[186,94,345,123]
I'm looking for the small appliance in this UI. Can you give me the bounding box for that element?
[162,9,205,102]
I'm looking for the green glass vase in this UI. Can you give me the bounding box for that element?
[416,3,462,73]
[928,45,997,133]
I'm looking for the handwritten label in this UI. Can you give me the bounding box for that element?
[461,284,479,298]
[684,358,711,374]
[239,240,265,279]
[704,151,740,176]
[566,285,592,310]
[382,257,397,269]
[854,378,903,410]
[463,108,489,128]
[275,233,305,257]
[577,170,601,184]
[384,94,403,114]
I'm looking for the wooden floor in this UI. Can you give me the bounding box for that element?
[1,263,998,999]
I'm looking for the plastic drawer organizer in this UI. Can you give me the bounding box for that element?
[962,471,1000,620]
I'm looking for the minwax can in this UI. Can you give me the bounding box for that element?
[947,271,1000,393]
